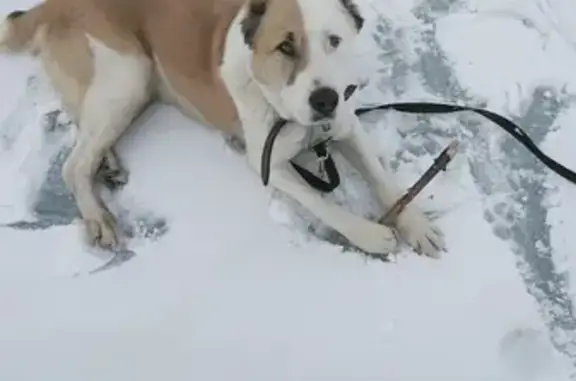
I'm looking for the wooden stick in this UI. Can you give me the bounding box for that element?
[379,140,458,226]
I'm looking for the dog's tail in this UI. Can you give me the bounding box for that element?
[0,4,48,53]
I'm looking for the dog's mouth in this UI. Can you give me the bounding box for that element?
[310,113,335,124]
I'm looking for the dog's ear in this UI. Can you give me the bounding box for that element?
[338,0,364,32]
[241,0,268,48]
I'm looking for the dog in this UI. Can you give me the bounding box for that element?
[0,0,445,257]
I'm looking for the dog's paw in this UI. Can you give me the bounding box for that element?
[396,207,446,258]
[99,168,130,190]
[346,221,398,256]
[83,211,119,249]
[96,151,130,190]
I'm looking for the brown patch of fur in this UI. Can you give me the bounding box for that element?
[245,0,309,90]
[143,0,242,134]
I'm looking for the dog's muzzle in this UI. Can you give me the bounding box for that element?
[260,84,360,189]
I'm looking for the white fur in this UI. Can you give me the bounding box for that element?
[220,1,446,257]
[62,36,151,248]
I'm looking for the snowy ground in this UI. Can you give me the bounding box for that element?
[1,0,576,380]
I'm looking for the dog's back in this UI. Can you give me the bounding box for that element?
[0,0,243,132]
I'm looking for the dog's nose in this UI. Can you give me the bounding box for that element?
[309,87,339,116]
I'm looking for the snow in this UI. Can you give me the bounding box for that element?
[0,0,575,380]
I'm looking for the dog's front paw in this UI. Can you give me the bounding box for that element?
[396,207,446,258]
[83,210,119,249]
[345,221,398,256]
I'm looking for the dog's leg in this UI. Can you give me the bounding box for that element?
[334,114,446,257]
[60,113,128,189]
[62,39,151,248]
[38,32,131,192]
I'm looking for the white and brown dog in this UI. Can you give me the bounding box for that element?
[0,0,445,257]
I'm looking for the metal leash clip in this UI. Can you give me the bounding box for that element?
[316,148,329,178]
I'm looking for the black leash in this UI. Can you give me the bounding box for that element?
[261,87,576,192]
[355,102,576,185]
[261,118,341,192]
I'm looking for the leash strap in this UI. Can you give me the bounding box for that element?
[260,118,285,187]
[355,102,576,185]
[290,142,341,193]
[261,100,576,193]
[260,118,341,193]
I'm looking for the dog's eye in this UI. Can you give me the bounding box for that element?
[344,84,357,100]
[276,41,296,58]
[328,34,342,48]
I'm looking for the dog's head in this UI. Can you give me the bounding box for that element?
[241,0,364,125]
